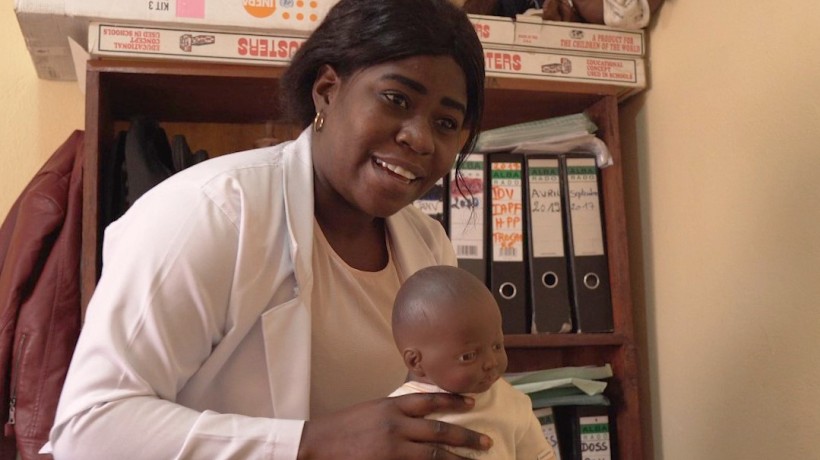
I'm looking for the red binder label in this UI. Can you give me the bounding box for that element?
[491,162,524,263]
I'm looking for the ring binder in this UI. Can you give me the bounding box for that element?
[561,155,614,333]
[449,153,488,284]
[488,153,530,334]
[525,155,573,334]
[554,405,615,460]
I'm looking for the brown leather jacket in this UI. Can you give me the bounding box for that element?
[0,130,84,459]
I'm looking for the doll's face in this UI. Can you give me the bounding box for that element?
[310,55,468,219]
[415,296,508,394]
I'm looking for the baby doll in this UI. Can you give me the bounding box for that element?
[390,265,555,459]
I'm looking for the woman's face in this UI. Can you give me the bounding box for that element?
[311,55,468,219]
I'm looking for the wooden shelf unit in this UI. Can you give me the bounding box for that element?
[82,59,645,460]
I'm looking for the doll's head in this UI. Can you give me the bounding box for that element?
[392,265,508,394]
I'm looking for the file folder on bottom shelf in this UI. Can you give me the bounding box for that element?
[533,407,563,460]
[525,155,573,333]
[554,405,616,460]
[563,155,614,333]
[488,153,529,334]
[449,154,488,284]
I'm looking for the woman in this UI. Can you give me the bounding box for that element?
[46,0,490,458]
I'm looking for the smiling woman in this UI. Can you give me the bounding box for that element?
[45,1,494,460]
[310,56,468,233]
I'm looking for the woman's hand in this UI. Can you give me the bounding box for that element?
[297,393,492,459]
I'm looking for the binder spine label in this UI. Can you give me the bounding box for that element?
[491,162,524,262]
[566,159,605,256]
[413,177,445,223]
[533,407,563,460]
[450,156,485,260]
[413,199,444,216]
[527,159,564,258]
[579,415,612,460]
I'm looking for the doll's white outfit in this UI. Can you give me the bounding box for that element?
[390,380,556,460]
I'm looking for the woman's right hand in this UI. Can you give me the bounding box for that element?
[297,393,493,459]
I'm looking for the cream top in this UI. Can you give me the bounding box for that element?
[309,220,407,417]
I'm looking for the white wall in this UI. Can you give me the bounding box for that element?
[632,0,820,458]
[3,0,820,459]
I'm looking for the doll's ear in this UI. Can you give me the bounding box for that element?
[402,348,426,376]
[312,64,341,112]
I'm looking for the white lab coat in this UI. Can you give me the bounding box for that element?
[46,128,456,459]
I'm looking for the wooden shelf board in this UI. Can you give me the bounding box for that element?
[504,332,626,348]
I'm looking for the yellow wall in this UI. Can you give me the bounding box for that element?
[629,0,820,458]
[3,0,820,458]
[1,0,84,219]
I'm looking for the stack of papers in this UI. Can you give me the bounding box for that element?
[505,364,613,408]
[473,112,613,168]
[474,112,596,152]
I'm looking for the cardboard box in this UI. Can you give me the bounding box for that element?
[65,0,337,35]
[514,15,645,57]
[467,13,514,47]
[14,0,89,80]
[483,45,645,99]
[15,0,337,81]
[88,22,306,67]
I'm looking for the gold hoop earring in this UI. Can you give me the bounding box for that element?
[313,111,325,133]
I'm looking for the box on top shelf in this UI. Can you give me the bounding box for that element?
[14,0,85,80]
[467,13,515,47]
[87,22,307,67]
[514,14,645,57]
[16,0,648,96]
[483,44,645,100]
[87,22,645,101]
[65,0,337,35]
[14,0,338,81]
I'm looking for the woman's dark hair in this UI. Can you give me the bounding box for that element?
[280,0,485,157]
